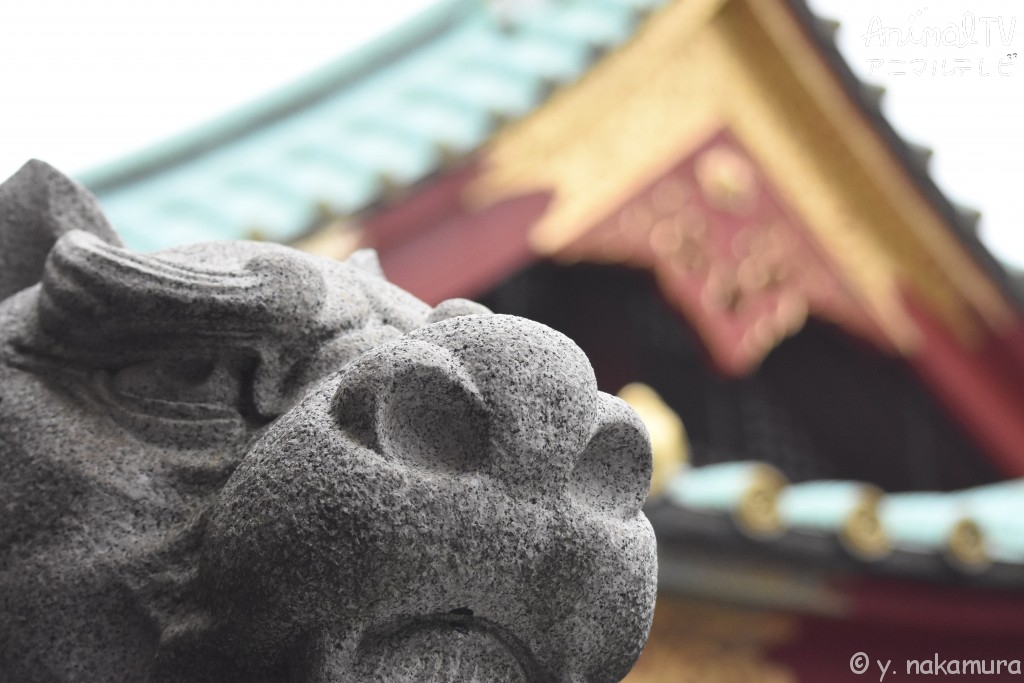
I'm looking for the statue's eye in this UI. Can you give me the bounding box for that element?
[110,356,242,407]
[97,355,254,446]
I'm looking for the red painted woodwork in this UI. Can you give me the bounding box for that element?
[902,290,1024,477]
[772,578,1024,681]
[375,189,551,305]
[363,159,485,252]
[560,129,890,375]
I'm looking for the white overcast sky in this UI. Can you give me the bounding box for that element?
[1,1,1021,267]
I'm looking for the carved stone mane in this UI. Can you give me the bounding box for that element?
[0,161,656,682]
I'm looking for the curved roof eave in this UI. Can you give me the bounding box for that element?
[784,0,1024,312]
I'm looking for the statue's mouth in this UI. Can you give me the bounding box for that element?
[350,612,541,682]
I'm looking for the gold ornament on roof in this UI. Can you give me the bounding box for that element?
[695,144,758,213]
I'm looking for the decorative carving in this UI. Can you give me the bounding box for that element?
[0,162,657,682]
[694,145,757,214]
[560,129,890,375]
[467,0,1014,362]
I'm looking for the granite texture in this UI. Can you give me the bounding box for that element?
[0,161,657,682]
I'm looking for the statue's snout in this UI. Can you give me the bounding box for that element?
[202,314,657,680]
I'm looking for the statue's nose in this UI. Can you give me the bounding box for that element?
[411,314,602,494]
[332,314,601,498]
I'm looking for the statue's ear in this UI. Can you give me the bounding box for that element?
[0,160,121,302]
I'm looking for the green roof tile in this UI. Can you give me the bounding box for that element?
[78,0,663,251]
[778,481,877,532]
[661,462,1024,574]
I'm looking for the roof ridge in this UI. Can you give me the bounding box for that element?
[785,0,1023,308]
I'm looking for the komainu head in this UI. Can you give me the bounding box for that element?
[0,161,657,682]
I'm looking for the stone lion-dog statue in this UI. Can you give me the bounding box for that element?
[0,161,656,682]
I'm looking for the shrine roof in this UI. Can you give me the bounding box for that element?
[77,0,663,251]
[74,0,1021,312]
[783,0,1023,309]
[648,461,1024,598]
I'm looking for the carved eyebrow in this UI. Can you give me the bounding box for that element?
[35,231,326,359]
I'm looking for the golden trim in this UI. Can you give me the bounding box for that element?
[839,487,892,561]
[466,0,727,255]
[946,518,991,572]
[740,0,1015,334]
[735,464,787,538]
[467,0,1013,356]
[703,4,923,349]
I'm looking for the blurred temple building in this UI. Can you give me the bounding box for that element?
[78,0,1024,679]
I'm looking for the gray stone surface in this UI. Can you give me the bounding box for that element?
[0,159,121,302]
[0,161,657,682]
